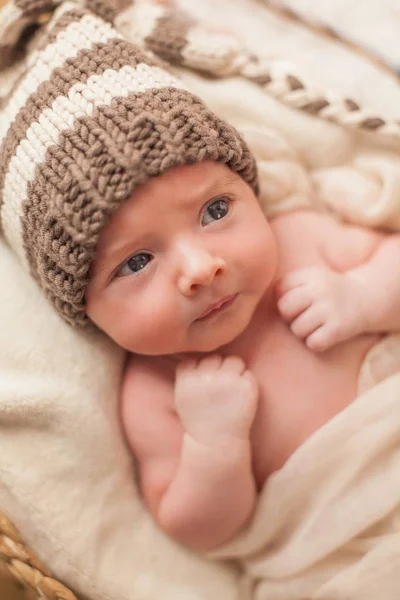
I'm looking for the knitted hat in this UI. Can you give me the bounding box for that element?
[0,0,258,326]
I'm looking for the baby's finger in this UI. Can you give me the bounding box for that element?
[241,370,258,396]
[275,270,309,296]
[176,358,198,377]
[221,355,246,374]
[290,307,325,339]
[277,288,312,321]
[305,326,336,352]
[197,354,223,372]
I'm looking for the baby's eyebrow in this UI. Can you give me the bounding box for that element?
[177,174,240,214]
[204,174,240,195]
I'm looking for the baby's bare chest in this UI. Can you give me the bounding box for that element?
[229,212,383,485]
[242,316,377,487]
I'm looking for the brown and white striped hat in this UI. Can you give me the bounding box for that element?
[0,0,258,326]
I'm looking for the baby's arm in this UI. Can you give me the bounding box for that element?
[121,354,258,551]
[277,232,400,351]
[346,233,400,333]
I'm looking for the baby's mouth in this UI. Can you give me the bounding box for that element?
[196,294,238,320]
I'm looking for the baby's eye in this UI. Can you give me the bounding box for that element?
[117,252,153,277]
[201,198,230,226]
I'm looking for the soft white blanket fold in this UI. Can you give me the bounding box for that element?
[211,373,400,599]
[2,1,400,599]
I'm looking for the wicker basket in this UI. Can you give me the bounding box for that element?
[0,511,77,600]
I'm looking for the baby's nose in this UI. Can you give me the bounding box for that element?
[177,247,225,296]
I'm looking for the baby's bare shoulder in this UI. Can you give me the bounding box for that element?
[123,354,176,407]
[121,354,181,459]
[121,355,183,514]
[320,216,386,272]
[271,209,385,272]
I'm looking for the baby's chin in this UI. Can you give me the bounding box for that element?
[122,338,236,357]
[120,328,243,356]
[181,320,250,355]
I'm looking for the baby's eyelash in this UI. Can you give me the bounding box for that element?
[201,196,232,226]
[114,252,154,279]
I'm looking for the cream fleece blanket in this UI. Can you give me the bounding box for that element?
[211,372,400,599]
[2,1,400,599]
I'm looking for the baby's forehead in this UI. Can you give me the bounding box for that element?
[134,161,242,200]
[118,163,242,216]
[94,165,242,249]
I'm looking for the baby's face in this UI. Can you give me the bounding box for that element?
[86,161,277,355]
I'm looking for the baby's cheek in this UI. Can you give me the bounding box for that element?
[242,225,276,285]
[121,303,178,354]
[123,313,157,351]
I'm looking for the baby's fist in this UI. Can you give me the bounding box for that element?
[276,267,367,352]
[174,355,258,446]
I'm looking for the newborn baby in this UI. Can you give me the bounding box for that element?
[3,1,400,560]
[85,159,400,551]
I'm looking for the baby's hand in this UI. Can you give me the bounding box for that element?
[174,355,258,446]
[276,266,368,352]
